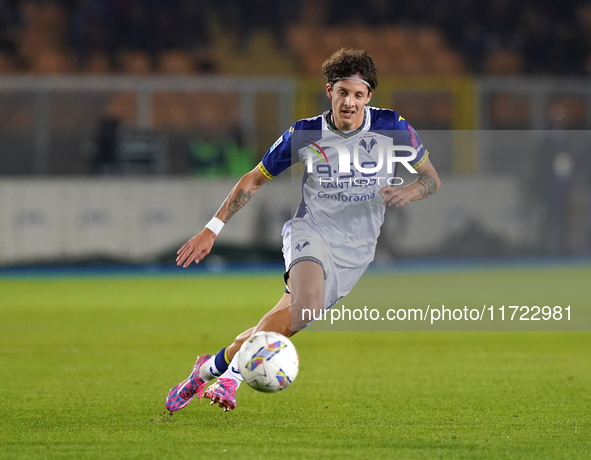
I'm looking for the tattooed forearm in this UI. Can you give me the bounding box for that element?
[218,189,252,222]
[415,173,438,199]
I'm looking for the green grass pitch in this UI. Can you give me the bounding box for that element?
[1,265,590,459]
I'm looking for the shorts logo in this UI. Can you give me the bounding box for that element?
[295,241,310,252]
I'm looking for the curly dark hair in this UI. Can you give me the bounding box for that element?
[321,48,378,93]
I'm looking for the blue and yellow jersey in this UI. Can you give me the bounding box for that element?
[257,106,430,267]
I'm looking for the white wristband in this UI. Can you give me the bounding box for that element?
[205,217,225,235]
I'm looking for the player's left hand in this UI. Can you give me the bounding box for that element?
[379,186,415,207]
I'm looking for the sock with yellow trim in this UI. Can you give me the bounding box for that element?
[199,347,230,380]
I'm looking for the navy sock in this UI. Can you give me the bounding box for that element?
[213,347,230,376]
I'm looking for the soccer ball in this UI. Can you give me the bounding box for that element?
[237,331,299,393]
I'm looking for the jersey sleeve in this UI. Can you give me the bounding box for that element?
[393,115,429,170]
[258,125,296,179]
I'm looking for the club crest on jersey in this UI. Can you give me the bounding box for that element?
[246,341,286,371]
[359,138,377,152]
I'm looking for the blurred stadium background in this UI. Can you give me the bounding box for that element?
[1,0,591,268]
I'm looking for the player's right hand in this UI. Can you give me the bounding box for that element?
[176,228,216,267]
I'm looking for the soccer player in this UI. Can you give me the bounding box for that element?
[166,49,441,412]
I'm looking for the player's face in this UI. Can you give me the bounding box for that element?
[326,74,373,131]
